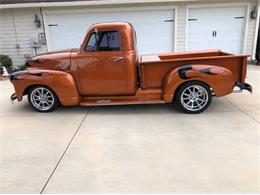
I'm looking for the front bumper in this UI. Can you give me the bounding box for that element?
[234,82,252,93]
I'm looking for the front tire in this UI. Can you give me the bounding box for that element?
[175,81,212,114]
[28,86,59,112]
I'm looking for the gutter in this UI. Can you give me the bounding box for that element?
[0,0,201,9]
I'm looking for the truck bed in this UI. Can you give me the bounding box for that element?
[139,50,248,89]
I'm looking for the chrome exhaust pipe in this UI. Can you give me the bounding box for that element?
[233,82,252,93]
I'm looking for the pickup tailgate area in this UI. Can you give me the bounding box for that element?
[139,50,248,89]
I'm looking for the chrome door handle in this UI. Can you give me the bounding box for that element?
[113,57,125,62]
[212,30,217,37]
[56,64,69,70]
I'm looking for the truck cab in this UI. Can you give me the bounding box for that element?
[71,22,138,96]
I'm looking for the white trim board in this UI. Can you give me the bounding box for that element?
[252,0,260,60]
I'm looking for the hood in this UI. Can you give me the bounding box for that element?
[25,48,79,70]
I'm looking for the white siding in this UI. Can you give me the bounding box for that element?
[245,1,258,55]
[0,8,47,66]
[176,3,187,51]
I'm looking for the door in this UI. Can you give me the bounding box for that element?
[187,6,246,54]
[46,9,175,54]
[77,30,128,96]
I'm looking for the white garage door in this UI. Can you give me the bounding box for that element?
[46,10,175,54]
[187,6,246,54]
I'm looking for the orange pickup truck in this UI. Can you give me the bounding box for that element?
[10,22,252,113]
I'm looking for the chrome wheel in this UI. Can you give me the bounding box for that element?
[30,87,55,111]
[180,85,209,112]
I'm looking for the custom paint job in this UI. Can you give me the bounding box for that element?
[10,22,251,109]
[162,64,235,102]
[10,70,79,106]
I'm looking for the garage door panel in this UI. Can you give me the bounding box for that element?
[46,10,175,54]
[187,6,246,54]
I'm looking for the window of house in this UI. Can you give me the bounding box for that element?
[85,31,120,52]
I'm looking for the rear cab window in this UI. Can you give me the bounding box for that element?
[85,31,121,52]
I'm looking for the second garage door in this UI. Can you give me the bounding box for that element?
[46,10,175,54]
[187,6,247,54]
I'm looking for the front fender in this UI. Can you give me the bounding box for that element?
[162,65,235,102]
[10,70,80,106]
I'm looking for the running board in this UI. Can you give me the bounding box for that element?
[80,99,165,106]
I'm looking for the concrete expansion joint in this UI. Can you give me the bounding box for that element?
[224,97,260,125]
[39,108,92,194]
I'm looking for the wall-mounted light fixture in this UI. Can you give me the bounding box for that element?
[251,6,257,19]
[34,14,41,28]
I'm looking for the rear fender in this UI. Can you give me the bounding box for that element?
[10,70,80,106]
[162,65,235,102]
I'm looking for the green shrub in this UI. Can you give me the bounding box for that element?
[0,54,13,73]
[18,64,25,71]
[13,64,25,72]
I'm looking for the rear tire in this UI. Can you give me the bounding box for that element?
[175,81,212,114]
[28,86,59,112]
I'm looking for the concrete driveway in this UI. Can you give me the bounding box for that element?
[0,65,259,193]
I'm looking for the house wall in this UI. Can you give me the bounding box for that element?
[246,2,258,56]
[0,0,258,66]
[0,8,46,65]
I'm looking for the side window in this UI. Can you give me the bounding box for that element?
[86,33,96,52]
[85,31,120,52]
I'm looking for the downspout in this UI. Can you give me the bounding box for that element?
[40,7,48,51]
[252,0,260,61]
